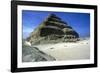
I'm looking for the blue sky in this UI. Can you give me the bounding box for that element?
[22,10,90,39]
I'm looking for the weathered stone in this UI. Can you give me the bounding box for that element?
[27,14,79,45]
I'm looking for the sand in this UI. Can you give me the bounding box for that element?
[33,39,90,61]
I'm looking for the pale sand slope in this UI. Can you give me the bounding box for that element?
[33,39,90,61]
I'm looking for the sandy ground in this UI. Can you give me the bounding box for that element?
[33,39,90,61]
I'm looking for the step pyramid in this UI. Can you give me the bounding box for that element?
[27,14,79,45]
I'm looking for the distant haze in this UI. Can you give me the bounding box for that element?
[22,10,90,39]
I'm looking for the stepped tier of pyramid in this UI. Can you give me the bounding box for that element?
[27,14,79,45]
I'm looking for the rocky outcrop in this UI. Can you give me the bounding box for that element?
[22,40,56,62]
[27,14,79,45]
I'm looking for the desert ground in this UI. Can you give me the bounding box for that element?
[33,38,90,61]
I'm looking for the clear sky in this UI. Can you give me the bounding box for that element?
[22,10,90,39]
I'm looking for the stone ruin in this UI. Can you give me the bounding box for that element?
[27,14,79,45]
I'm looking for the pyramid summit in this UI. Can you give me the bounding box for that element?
[27,14,79,45]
